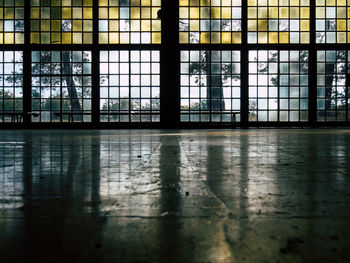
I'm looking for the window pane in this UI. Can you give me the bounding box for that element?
[249,50,309,122]
[0,51,23,122]
[0,0,24,44]
[180,50,241,122]
[99,50,160,122]
[30,0,93,44]
[179,0,242,44]
[99,0,161,44]
[248,0,310,44]
[317,50,349,121]
[316,0,350,43]
[31,51,92,122]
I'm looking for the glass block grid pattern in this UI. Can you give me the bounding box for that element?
[249,50,309,122]
[0,51,23,122]
[0,0,24,44]
[179,0,242,44]
[317,50,349,121]
[31,51,92,122]
[316,0,350,43]
[30,0,93,44]
[100,50,160,122]
[247,0,310,44]
[180,50,241,122]
[99,0,161,44]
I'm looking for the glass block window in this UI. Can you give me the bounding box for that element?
[100,50,160,122]
[99,0,161,44]
[0,0,24,44]
[247,0,310,44]
[317,50,349,121]
[30,0,93,44]
[316,0,350,43]
[180,50,241,122]
[31,51,92,122]
[0,51,23,122]
[179,0,242,44]
[249,50,309,122]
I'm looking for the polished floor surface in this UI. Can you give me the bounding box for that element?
[0,129,350,263]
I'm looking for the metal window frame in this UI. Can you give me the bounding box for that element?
[0,0,349,129]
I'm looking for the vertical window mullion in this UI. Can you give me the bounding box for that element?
[309,0,317,126]
[241,0,248,127]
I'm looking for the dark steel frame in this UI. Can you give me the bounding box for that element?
[0,0,349,129]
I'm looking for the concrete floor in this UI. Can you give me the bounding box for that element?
[0,129,350,263]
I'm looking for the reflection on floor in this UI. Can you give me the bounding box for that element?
[0,129,350,263]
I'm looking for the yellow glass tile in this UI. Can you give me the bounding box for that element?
[348,8,350,18]
[109,32,119,44]
[142,0,151,6]
[248,8,257,18]
[200,32,210,43]
[337,32,346,43]
[120,32,129,44]
[153,0,161,6]
[131,0,140,6]
[4,8,14,19]
[348,32,350,43]
[326,0,335,5]
[190,20,199,31]
[141,20,151,31]
[41,20,50,31]
[200,7,210,18]
[73,33,82,44]
[258,32,267,43]
[269,7,278,18]
[31,8,40,19]
[222,7,231,19]
[99,0,108,6]
[258,20,267,31]
[269,32,278,43]
[110,20,119,31]
[179,0,189,6]
[62,32,72,44]
[279,7,289,19]
[52,0,61,6]
[337,20,347,31]
[131,20,140,31]
[290,7,299,18]
[4,32,14,44]
[99,8,108,19]
[232,32,241,43]
[179,7,188,19]
[248,0,257,6]
[83,7,93,19]
[73,20,82,31]
[337,7,346,18]
[315,0,324,5]
[41,32,50,44]
[152,20,161,31]
[30,32,40,44]
[73,7,82,19]
[211,7,220,19]
[222,0,232,6]
[51,32,61,43]
[248,20,257,31]
[179,32,189,43]
[211,32,221,43]
[0,34,3,44]
[62,0,71,7]
[300,20,309,31]
[258,0,268,6]
[191,0,199,6]
[221,32,231,43]
[290,0,300,6]
[84,20,93,31]
[300,32,309,43]
[348,20,350,30]
[131,7,140,19]
[152,32,161,43]
[269,0,278,6]
[15,33,24,44]
[152,7,160,19]
[83,33,92,44]
[200,0,209,6]
[338,0,346,5]
[62,8,72,19]
[0,9,3,20]
[258,7,268,19]
[300,7,309,18]
[141,7,151,19]
[279,32,289,43]
[99,32,108,43]
[316,7,325,18]
[190,7,199,19]
[83,0,93,6]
